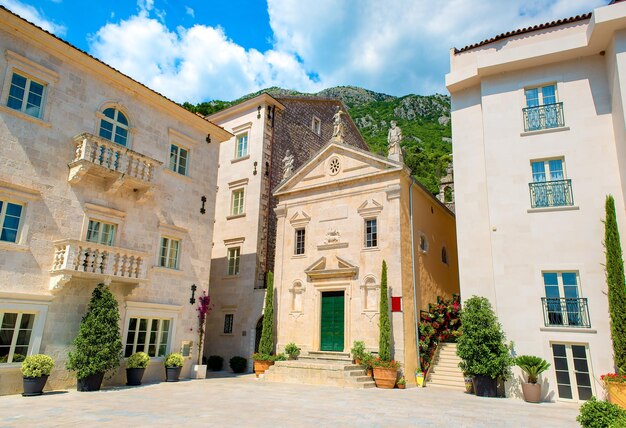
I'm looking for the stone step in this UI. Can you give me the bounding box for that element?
[301,351,352,362]
[428,372,465,383]
[430,360,461,369]
[347,369,367,377]
[429,369,463,377]
[427,381,466,391]
[263,357,374,389]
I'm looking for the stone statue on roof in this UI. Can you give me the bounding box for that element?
[282,149,294,181]
[387,120,403,163]
[332,106,346,143]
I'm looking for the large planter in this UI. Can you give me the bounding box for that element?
[373,367,398,389]
[191,364,207,379]
[77,372,104,392]
[22,375,49,396]
[473,374,497,397]
[165,366,182,382]
[521,382,542,403]
[253,360,274,378]
[126,368,145,386]
[607,382,626,410]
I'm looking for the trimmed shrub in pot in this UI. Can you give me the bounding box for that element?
[456,296,513,397]
[21,354,54,396]
[284,343,300,360]
[372,261,400,389]
[126,352,150,386]
[229,356,247,373]
[164,353,184,382]
[351,341,366,365]
[515,355,550,403]
[66,283,122,392]
[207,355,223,371]
[254,272,276,377]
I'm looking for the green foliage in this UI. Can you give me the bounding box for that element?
[66,283,122,380]
[418,294,461,372]
[397,376,406,386]
[379,260,391,361]
[258,272,275,356]
[272,353,288,362]
[1,353,25,363]
[251,352,272,361]
[164,353,184,368]
[126,352,150,369]
[284,343,300,359]
[229,356,247,373]
[577,397,626,428]
[372,357,401,369]
[21,354,54,377]
[456,296,513,379]
[361,352,375,369]
[207,355,223,371]
[351,340,366,361]
[515,355,550,384]
[605,195,626,371]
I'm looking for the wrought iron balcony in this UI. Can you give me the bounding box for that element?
[49,239,149,290]
[522,102,565,132]
[541,297,591,328]
[529,179,573,208]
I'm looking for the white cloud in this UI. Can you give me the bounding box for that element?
[88,0,609,102]
[0,0,66,35]
[185,6,194,19]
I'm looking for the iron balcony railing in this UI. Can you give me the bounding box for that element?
[529,179,573,208]
[541,297,591,328]
[523,102,565,132]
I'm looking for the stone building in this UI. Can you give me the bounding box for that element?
[447,1,626,402]
[271,140,459,386]
[204,95,369,368]
[0,7,230,395]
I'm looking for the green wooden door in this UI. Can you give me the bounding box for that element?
[320,291,345,351]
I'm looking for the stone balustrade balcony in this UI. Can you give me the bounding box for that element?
[67,133,162,199]
[49,239,150,290]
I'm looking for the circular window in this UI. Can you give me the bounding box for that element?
[328,157,341,175]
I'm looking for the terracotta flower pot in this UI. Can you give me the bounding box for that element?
[397,383,406,389]
[607,382,626,410]
[373,367,398,389]
[367,368,373,377]
[521,382,542,403]
[254,360,274,378]
[354,358,361,366]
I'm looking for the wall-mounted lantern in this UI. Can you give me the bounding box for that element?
[189,284,197,305]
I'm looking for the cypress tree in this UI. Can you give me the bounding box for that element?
[379,260,391,361]
[605,195,626,371]
[258,272,275,356]
[66,283,122,379]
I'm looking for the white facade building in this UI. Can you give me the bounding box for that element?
[447,1,626,402]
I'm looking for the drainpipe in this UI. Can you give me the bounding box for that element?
[409,179,421,373]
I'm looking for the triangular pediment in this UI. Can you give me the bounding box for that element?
[289,210,311,226]
[274,142,404,196]
[304,255,359,280]
[357,198,383,217]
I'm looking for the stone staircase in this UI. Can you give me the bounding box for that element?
[426,343,465,391]
[262,351,376,389]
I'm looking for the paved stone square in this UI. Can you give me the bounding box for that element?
[0,374,579,427]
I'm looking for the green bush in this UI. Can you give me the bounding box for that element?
[379,260,391,361]
[1,353,25,363]
[361,352,375,369]
[164,353,184,368]
[351,340,366,361]
[229,356,247,373]
[577,397,626,428]
[21,354,54,377]
[284,343,300,359]
[207,355,223,371]
[456,296,513,379]
[515,355,550,384]
[272,353,288,362]
[252,352,272,361]
[258,272,275,356]
[127,352,150,369]
[66,283,122,380]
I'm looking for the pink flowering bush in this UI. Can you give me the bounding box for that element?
[196,291,213,365]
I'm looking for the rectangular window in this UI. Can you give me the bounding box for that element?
[523,84,563,131]
[231,189,245,216]
[525,84,557,107]
[365,218,377,248]
[235,132,248,158]
[312,117,321,135]
[223,314,234,334]
[0,200,24,243]
[169,144,188,175]
[529,158,572,208]
[551,343,593,401]
[294,228,306,255]
[542,272,589,327]
[124,317,171,357]
[159,237,180,269]
[86,219,116,246]
[227,247,240,276]
[7,72,45,119]
[0,312,35,364]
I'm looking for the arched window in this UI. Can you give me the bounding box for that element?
[441,246,449,265]
[419,233,429,253]
[99,107,129,146]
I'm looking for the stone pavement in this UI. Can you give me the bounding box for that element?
[0,373,579,427]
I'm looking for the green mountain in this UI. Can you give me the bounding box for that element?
[183,86,452,194]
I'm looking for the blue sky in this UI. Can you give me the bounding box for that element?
[0,0,608,103]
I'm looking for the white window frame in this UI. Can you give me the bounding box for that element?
[231,188,245,216]
[294,227,306,256]
[124,316,172,358]
[226,247,241,276]
[159,236,181,270]
[235,132,249,159]
[0,198,24,245]
[6,71,46,119]
[550,342,595,402]
[169,143,189,176]
[95,103,132,148]
[524,83,558,107]
[530,157,567,182]
[364,217,378,249]
[81,203,125,248]
[86,218,117,246]
[0,296,50,367]
[123,301,181,360]
[312,116,321,135]
[0,180,39,250]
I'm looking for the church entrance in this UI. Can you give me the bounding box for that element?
[320,291,345,351]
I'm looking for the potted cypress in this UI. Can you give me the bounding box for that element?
[253,272,275,377]
[66,283,122,392]
[373,261,400,389]
[515,355,550,403]
[192,291,212,379]
[21,354,54,396]
[126,352,150,386]
[456,296,513,397]
[164,353,184,382]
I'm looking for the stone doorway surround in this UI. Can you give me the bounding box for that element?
[312,281,351,352]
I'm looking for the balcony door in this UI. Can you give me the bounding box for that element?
[531,159,570,207]
[543,272,582,326]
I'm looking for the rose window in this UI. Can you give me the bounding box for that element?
[328,157,341,175]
